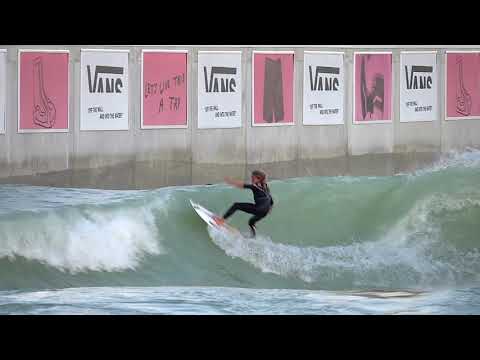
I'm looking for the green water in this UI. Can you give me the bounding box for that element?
[0,150,480,314]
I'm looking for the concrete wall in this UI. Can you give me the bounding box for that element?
[1,45,480,188]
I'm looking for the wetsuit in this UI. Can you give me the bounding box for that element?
[223,184,274,237]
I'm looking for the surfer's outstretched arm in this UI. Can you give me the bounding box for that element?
[224,177,245,189]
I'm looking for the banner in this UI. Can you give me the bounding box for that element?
[142,50,187,128]
[446,51,480,120]
[0,50,5,134]
[197,51,242,128]
[18,50,69,132]
[80,49,129,131]
[353,52,392,124]
[252,51,294,126]
[400,52,437,122]
[303,52,344,125]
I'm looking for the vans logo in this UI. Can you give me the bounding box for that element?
[203,66,237,93]
[309,66,340,91]
[87,65,124,93]
[405,65,433,90]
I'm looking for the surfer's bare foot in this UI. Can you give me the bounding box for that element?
[214,217,225,225]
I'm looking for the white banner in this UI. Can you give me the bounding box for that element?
[400,51,437,122]
[80,49,129,131]
[303,52,344,125]
[197,51,242,128]
[0,50,6,134]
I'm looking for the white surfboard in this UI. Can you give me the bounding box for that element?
[190,200,242,236]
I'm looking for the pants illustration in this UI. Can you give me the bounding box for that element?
[263,58,284,123]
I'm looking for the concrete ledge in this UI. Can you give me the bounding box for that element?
[442,120,480,152]
[0,45,479,187]
[0,152,448,189]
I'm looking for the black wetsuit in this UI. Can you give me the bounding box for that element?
[223,184,274,237]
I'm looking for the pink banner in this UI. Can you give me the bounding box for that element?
[446,52,480,119]
[354,53,392,122]
[19,51,69,131]
[253,53,294,125]
[142,51,187,127]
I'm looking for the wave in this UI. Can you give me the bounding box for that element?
[0,150,480,290]
[208,191,480,289]
[0,194,167,272]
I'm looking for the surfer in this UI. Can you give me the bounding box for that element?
[216,170,274,237]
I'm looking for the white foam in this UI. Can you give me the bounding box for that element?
[207,191,480,287]
[400,147,480,178]
[0,200,165,273]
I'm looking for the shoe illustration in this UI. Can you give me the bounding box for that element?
[33,57,56,128]
[456,56,472,116]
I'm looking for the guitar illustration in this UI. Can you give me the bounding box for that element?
[360,56,368,120]
[33,57,56,128]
